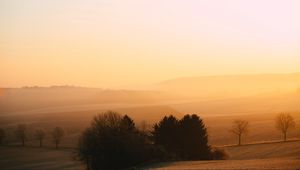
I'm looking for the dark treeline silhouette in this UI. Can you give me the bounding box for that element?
[76,111,224,170]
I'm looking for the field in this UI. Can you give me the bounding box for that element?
[0,146,83,170]
[145,141,300,170]
[145,158,300,170]
[1,141,300,170]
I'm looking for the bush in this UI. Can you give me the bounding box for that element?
[211,148,228,160]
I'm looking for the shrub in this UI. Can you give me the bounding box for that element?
[211,148,228,160]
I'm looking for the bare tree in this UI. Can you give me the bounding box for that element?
[0,128,5,145]
[15,124,27,146]
[230,120,249,145]
[275,113,296,142]
[52,127,65,149]
[35,129,46,147]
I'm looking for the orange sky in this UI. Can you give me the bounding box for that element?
[1,0,300,88]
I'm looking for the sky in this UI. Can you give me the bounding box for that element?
[1,0,300,88]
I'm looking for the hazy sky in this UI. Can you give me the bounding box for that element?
[1,0,300,88]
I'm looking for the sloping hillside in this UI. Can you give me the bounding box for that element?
[225,140,300,159]
[157,72,300,99]
[145,141,300,170]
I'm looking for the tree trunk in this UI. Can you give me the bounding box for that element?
[40,140,42,147]
[22,139,25,147]
[284,132,287,142]
[238,134,241,145]
[55,141,58,149]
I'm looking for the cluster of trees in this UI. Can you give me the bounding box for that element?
[0,124,65,149]
[230,113,296,145]
[76,111,226,170]
[152,114,212,160]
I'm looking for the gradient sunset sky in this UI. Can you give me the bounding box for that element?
[1,0,300,88]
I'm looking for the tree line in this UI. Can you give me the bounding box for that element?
[74,111,296,170]
[0,125,65,149]
[0,112,296,170]
[75,111,222,170]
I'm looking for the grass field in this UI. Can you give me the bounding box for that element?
[145,158,300,170]
[1,140,300,170]
[145,140,300,170]
[0,146,84,170]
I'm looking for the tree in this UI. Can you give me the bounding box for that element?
[178,114,211,160]
[15,124,27,146]
[0,128,5,145]
[230,120,249,146]
[152,115,180,156]
[275,113,296,141]
[152,114,212,160]
[35,129,46,147]
[52,127,65,149]
[121,115,135,132]
[76,111,155,170]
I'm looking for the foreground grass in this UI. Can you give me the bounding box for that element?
[144,158,300,170]
[0,146,84,170]
[0,140,299,170]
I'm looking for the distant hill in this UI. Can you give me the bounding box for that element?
[1,73,299,115]
[156,72,300,100]
[0,86,175,113]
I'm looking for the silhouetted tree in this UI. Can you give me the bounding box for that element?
[230,120,249,145]
[121,114,135,132]
[35,128,46,147]
[52,127,65,149]
[275,113,296,141]
[76,111,155,170]
[0,128,5,145]
[15,124,27,146]
[153,114,212,160]
[152,115,180,156]
[179,114,211,160]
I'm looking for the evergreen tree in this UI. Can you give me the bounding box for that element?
[179,114,211,160]
[121,114,135,132]
[152,115,180,156]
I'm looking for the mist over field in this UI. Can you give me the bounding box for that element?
[1,73,299,147]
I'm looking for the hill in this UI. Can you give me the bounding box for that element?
[157,72,300,100]
[0,86,175,113]
[144,140,300,170]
